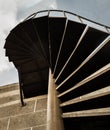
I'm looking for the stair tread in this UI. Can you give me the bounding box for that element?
[0,90,19,98]
[9,110,47,130]
[0,83,19,93]
[0,95,47,119]
[0,94,47,108]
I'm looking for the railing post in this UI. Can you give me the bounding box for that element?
[18,67,26,107]
[47,69,64,130]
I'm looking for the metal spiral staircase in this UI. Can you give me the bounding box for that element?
[4,10,110,130]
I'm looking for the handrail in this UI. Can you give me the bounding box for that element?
[24,10,110,30]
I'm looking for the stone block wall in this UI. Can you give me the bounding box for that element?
[0,83,47,130]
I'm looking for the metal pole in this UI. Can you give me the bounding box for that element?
[18,67,26,107]
[47,69,64,130]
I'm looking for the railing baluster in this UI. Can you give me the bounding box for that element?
[62,107,110,118]
[57,36,110,90]
[55,26,89,82]
[58,63,110,98]
[61,86,110,107]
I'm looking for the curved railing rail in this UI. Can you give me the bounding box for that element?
[24,9,110,30]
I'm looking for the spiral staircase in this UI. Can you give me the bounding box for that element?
[4,10,110,130]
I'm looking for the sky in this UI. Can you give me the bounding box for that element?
[0,0,110,86]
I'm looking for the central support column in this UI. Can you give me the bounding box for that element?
[47,69,64,130]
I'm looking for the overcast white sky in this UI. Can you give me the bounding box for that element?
[0,0,110,86]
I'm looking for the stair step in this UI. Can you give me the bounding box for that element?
[0,95,47,119]
[32,125,46,130]
[8,110,47,130]
[21,125,47,130]
[0,100,35,119]
[0,110,47,130]
[0,117,9,130]
[0,90,19,105]
[0,83,19,94]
